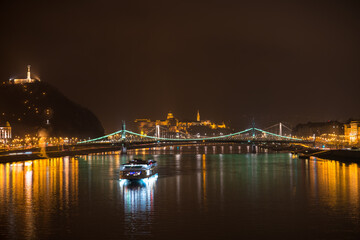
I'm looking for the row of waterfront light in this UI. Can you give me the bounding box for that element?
[0,131,356,151]
[0,136,79,150]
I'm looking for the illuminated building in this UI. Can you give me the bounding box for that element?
[134,111,228,135]
[344,120,360,145]
[292,121,344,138]
[9,65,40,84]
[0,120,11,143]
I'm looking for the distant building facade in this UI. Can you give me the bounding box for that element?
[134,111,227,136]
[9,65,40,84]
[0,121,11,143]
[344,120,360,145]
[292,121,344,138]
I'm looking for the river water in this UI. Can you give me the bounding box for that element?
[0,146,359,239]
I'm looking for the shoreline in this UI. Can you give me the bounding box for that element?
[0,146,123,163]
[310,149,360,163]
[1,145,359,164]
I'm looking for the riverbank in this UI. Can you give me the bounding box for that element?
[296,149,360,163]
[0,142,179,163]
[0,146,123,163]
[1,144,359,164]
[313,149,360,162]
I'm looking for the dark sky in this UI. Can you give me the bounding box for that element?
[1,0,359,132]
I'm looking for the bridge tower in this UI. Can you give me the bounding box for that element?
[155,125,160,138]
[251,119,256,138]
[121,121,127,154]
[279,122,283,136]
[121,121,126,139]
[251,119,257,153]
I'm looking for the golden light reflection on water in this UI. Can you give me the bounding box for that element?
[0,157,78,239]
[308,158,360,214]
[202,154,207,210]
[0,152,359,238]
[194,154,208,210]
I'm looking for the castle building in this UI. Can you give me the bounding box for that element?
[344,120,360,145]
[134,111,227,136]
[10,65,40,84]
[0,121,11,143]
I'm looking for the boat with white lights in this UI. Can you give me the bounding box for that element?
[119,159,157,180]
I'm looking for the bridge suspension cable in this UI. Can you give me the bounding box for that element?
[123,128,253,141]
[78,130,123,144]
[254,128,301,141]
[281,124,292,131]
[263,123,280,131]
[78,125,304,144]
[264,123,292,131]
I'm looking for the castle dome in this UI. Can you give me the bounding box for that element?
[167,112,174,120]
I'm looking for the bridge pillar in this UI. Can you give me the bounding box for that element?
[120,121,127,154]
[121,143,127,154]
[251,144,257,153]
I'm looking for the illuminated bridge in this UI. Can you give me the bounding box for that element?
[78,122,314,153]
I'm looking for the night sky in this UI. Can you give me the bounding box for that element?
[1,0,359,132]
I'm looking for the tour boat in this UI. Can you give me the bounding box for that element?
[119,159,157,180]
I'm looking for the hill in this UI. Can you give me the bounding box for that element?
[0,81,104,138]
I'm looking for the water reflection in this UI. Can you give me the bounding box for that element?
[0,157,78,239]
[308,158,360,216]
[202,154,207,210]
[118,175,158,237]
[0,153,360,239]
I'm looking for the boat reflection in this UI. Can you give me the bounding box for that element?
[119,174,158,212]
[118,174,158,236]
